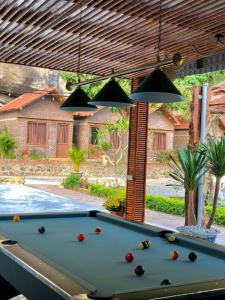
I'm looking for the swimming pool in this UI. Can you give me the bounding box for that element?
[0,184,102,214]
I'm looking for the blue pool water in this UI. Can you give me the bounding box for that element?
[0,184,102,214]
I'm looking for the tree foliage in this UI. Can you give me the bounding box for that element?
[60,71,131,98]
[95,118,129,186]
[166,70,225,120]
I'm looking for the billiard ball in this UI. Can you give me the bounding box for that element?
[138,240,151,250]
[38,226,46,234]
[77,233,85,241]
[170,250,179,260]
[161,279,171,285]
[188,252,197,262]
[94,227,102,234]
[125,252,134,263]
[145,240,151,248]
[167,235,176,243]
[134,265,145,276]
[12,215,20,222]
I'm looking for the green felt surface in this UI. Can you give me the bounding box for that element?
[0,213,225,299]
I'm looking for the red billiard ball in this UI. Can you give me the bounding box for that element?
[125,252,134,263]
[170,250,179,260]
[134,265,145,276]
[77,233,85,241]
[94,227,102,234]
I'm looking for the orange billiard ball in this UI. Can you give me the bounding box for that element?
[170,250,179,260]
[12,215,20,222]
[77,233,85,242]
[94,227,102,234]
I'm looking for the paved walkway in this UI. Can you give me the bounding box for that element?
[27,184,225,245]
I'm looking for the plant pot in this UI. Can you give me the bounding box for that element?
[176,226,220,243]
[110,211,124,217]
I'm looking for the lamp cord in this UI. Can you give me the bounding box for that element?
[77,0,83,84]
[157,0,163,62]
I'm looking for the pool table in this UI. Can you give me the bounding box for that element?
[0,211,225,300]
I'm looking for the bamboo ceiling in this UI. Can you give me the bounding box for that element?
[0,0,225,79]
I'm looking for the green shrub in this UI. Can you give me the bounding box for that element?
[0,128,17,158]
[29,150,44,160]
[155,150,177,163]
[103,193,126,212]
[146,195,184,216]
[90,184,125,198]
[89,183,225,227]
[63,173,81,189]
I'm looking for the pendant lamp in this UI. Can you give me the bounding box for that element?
[129,68,183,103]
[60,1,97,112]
[130,0,184,103]
[89,78,134,107]
[60,86,97,111]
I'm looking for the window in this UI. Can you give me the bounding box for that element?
[153,132,166,151]
[110,130,120,149]
[90,127,99,145]
[27,122,47,145]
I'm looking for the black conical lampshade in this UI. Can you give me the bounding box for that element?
[89,78,134,107]
[60,86,97,111]
[129,69,184,103]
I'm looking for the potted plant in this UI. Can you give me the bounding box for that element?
[68,145,86,174]
[169,146,207,226]
[103,193,125,217]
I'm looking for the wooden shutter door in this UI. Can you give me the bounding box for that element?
[56,123,69,158]
[125,78,149,223]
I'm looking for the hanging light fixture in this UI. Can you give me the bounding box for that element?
[89,74,134,107]
[129,0,184,103]
[60,1,97,112]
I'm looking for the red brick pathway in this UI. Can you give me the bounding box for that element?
[27,184,225,245]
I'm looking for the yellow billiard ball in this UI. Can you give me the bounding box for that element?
[12,215,20,222]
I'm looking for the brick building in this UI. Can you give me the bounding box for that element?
[73,106,181,159]
[0,88,73,158]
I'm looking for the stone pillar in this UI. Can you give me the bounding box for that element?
[125,78,149,223]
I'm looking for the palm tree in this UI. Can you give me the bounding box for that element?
[169,147,207,226]
[201,136,225,228]
[68,146,86,172]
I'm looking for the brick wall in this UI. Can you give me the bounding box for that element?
[173,129,189,149]
[80,161,170,179]
[0,159,73,176]
[0,159,170,179]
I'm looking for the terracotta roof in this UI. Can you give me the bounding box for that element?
[219,119,225,131]
[0,88,57,113]
[174,116,189,130]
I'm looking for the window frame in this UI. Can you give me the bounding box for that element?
[152,131,167,152]
[27,121,47,146]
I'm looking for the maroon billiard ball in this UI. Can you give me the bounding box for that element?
[94,227,102,234]
[134,265,145,276]
[125,252,134,263]
[77,233,85,241]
